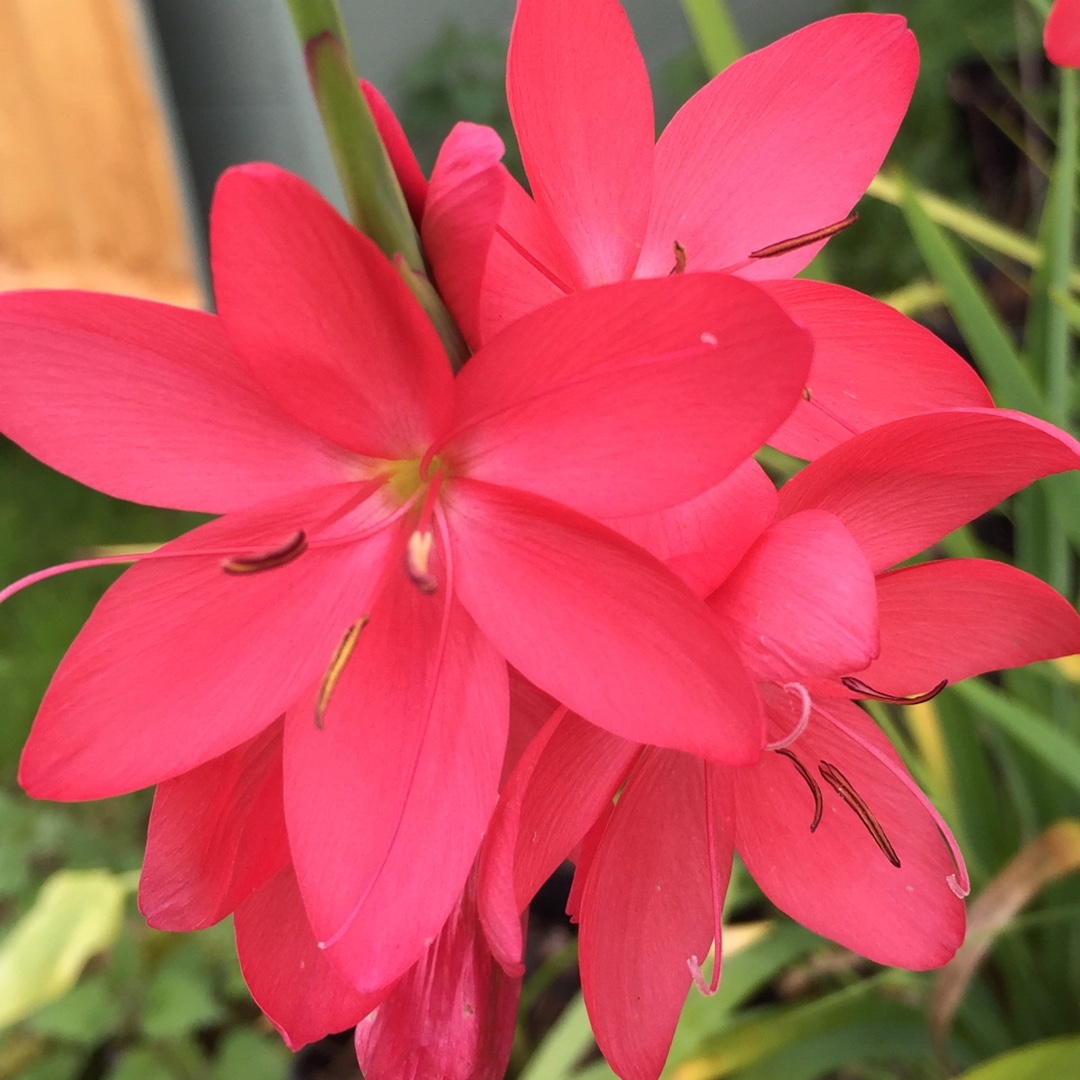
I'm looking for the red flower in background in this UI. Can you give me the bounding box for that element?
[479,410,1080,1080]
[0,160,812,1048]
[419,0,994,460]
[1046,0,1080,67]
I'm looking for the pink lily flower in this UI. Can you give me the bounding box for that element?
[478,409,1080,1080]
[422,0,993,459]
[1046,0,1080,67]
[0,162,813,1000]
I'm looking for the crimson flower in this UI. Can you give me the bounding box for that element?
[0,163,812,1009]
[422,0,993,460]
[1046,0,1080,67]
[478,409,1080,1080]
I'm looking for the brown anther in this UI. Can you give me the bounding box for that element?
[776,748,823,832]
[818,761,901,867]
[223,530,307,575]
[801,386,813,402]
[315,618,368,729]
[750,212,858,260]
[841,676,948,706]
[405,530,438,594]
[670,241,687,275]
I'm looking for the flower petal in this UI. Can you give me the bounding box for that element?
[361,80,428,223]
[354,865,520,1080]
[708,510,879,683]
[847,558,1080,695]
[423,123,507,349]
[579,749,734,1080]
[139,721,288,931]
[734,698,965,968]
[608,460,778,597]
[637,13,918,279]
[777,409,1080,571]
[1046,0,1080,68]
[211,163,453,458]
[508,0,653,285]
[19,485,399,800]
[234,864,382,1050]
[449,274,810,518]
[761,280,993,460]
[478,708,638,973]
[285,570,508,994]
[0,291,354,513]
[445,479,764,764]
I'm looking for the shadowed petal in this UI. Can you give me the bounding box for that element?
[608,460,778,597]
[211,164,453,458]
[0,291,354,513]
[762,281,993,460]
[235,865,383,1050]
[845,559,1080,695]
[450,274,810,518]
[19,485,400,800]
[285,569,508,994]
[734,698,965,968]
[508,0,653,285]
[580,749,734,1080]
[709,510,879,683]
[478,708,638,972]
[777,409,1080,571]
[638,14,918,279]
[355,866,520,1080]
[446,479,764,764]
[139,721,288,931]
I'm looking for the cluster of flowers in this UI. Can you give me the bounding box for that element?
[3,2,1080,1078]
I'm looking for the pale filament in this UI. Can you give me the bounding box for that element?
[688,761,723,997]
[766,682,813,751]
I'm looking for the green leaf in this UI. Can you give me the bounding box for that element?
[952,680,1080,799]
[519,994,596,1080]
[212,1029,290,1080]
[0,870,128,1028]
[140,962,222,1039]
[109,1047,180,1080]
[956,1036,1080,1080]
[26,974,124,1044]
[679,0,744,75]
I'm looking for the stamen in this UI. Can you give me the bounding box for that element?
[495,224,574,294]
[802,386,813,401]
[765,682,812,751]
[841,676,948,706]
[405,530,437,594]
[315,618,368,729]
[688,762,723,996]
[818,761,901,868]
[670,241,687,275]
[222,531,308,575]
[776,748,823,832]
[749,212,858,260]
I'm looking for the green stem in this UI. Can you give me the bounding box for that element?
[285,0,422,271]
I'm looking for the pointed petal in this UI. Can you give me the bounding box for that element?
[777,409,1080,571]
[502,668,559,786]
[479,709,638,972]
[638,14,918,279]
[285,571,508,994]
[708,510,879,683]
[211,164,453,458]
[608,460,778,597]
[735,698,965,968]
[139,721,288,931]
[234,865,382,1050]
[508,0,653,285]
[446,479,764,764]
[477,173,576,345]
[0,291,354,513]
[355,866,520,1080]
[450,274,811,518]
[423,123,507,349]
[1046,0,1080,68]
[361,80,428,223]
[761,280,993,460]
[19,485,400,800]
[580,749,734,1080]
[847,558,1080,696]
